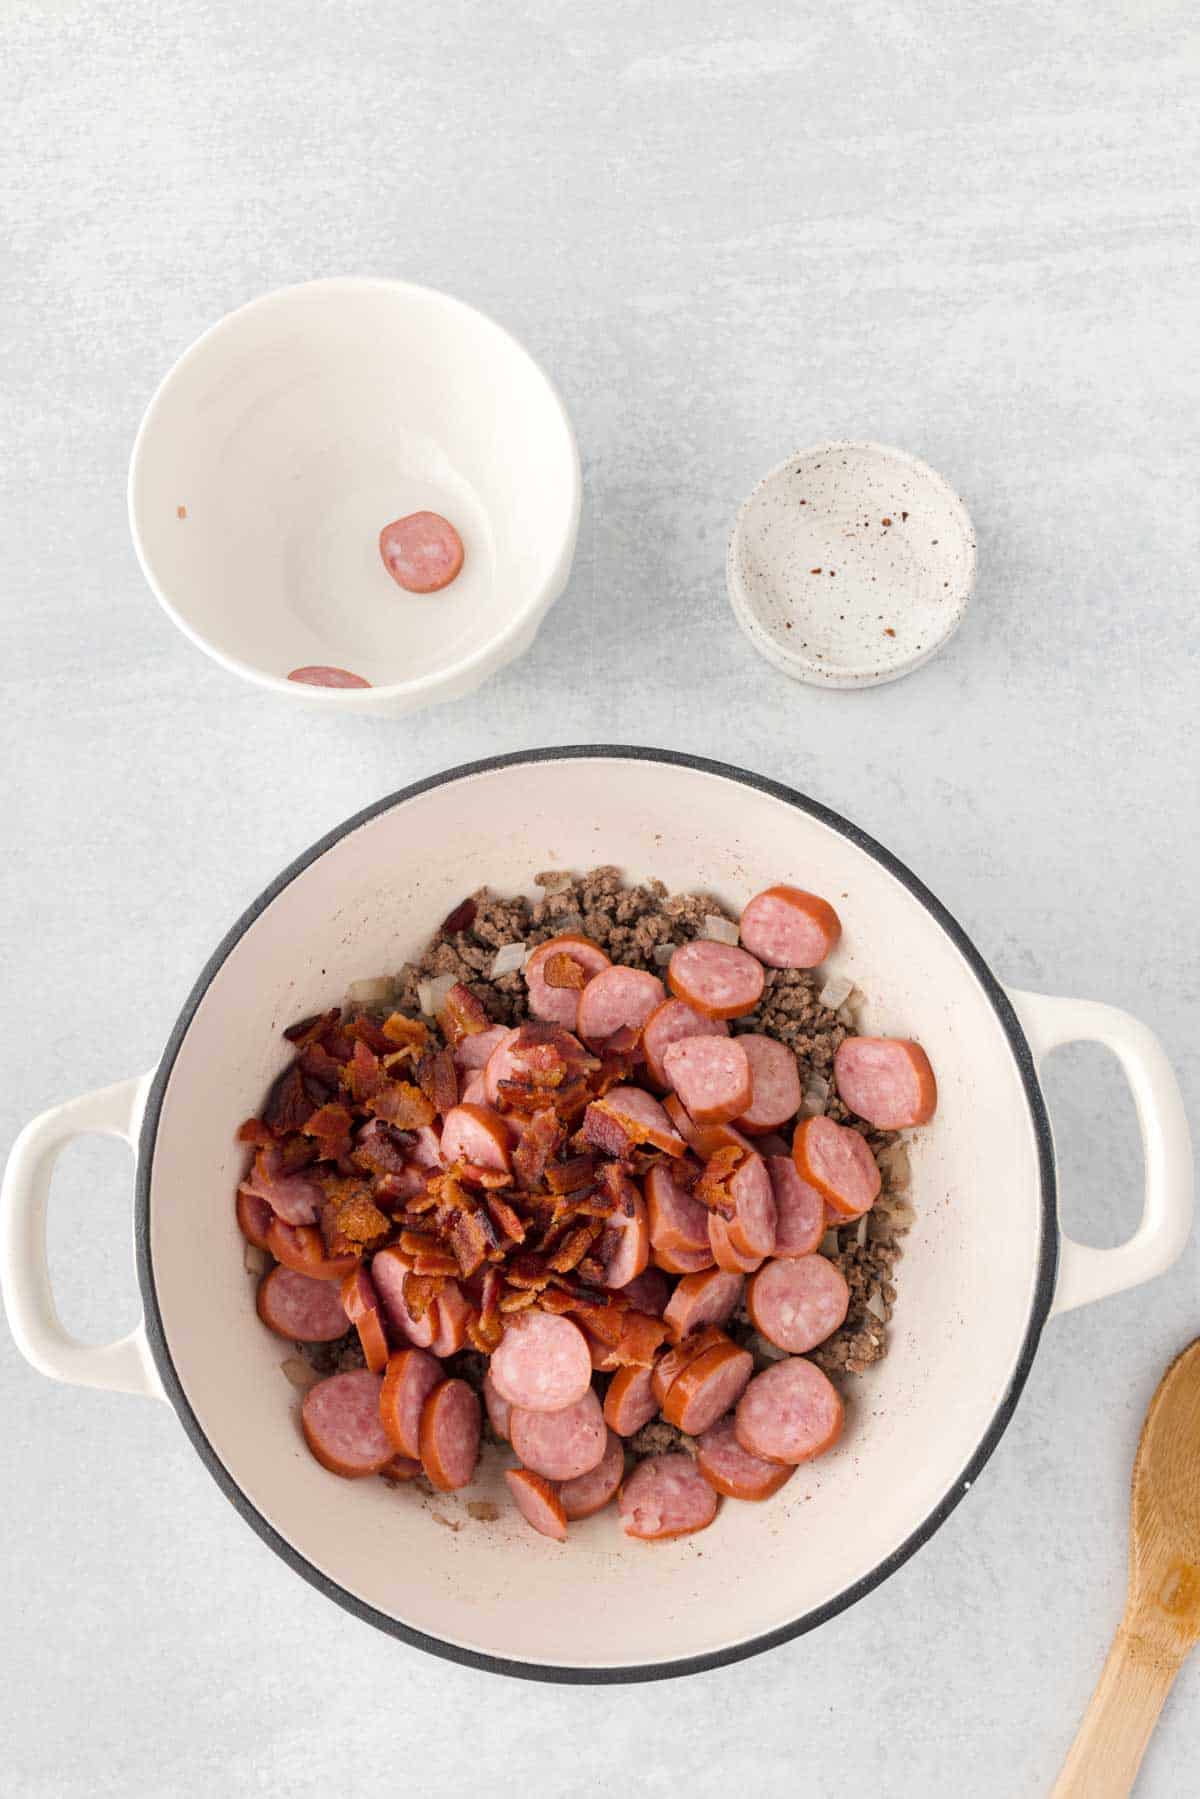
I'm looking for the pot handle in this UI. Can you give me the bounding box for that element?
[1007,990,1193,1315]
[1,1075,166,1399]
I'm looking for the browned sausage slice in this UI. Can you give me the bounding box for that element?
[662,1036,753,1125]
[662,1268,744,1342]
[747,1255,850,1353]
[645,1161,711,1257]
[369,1247,438,1348]
[454,1022,510,1072]
[735,1358,844,1465]
[696,1416,795,1500]
[287,666,371,689]
[641,998,729,1088]
[379,1347,443,1458]
[488,1309,593,1412]
[257,1265,350,1342]
[379,510,464,592]
[439,1103,513,1174]
[726,1151,777,1258]
[483,1370,513,1440]
[667,940,765,1019]
[236,1187,273,1250]
[833,1036,938,1129]
[738,886,841,968]
[265,1219,357,1282]
[660,1338,754,1435]
[619,1453,719,1539]
[560,1429,625,1520]
[767,1156,826,1257]
[735,1034,802,1133]
[584,1085,687,1157]
[506,1467,568,1541]
[482,1025,522,1105]
[525,934,612,1030]
[419,1377,482,1491]
[510,1388,607,1481]
[618,1267,671,1316]
[301,1369,392,1477]
[597,1174,650,1289]
[650,1324,729,1407]
[708,1210,764,1274]
[576,966,665,1046]
[429,1280,472,1357]
[793,1116,881,1219]
[603,1364,660,1436]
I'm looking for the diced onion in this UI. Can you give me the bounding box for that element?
[346,975,397,1007]
[864,1290,888,1322]
[800,1075,830,1117]
[877,1141,911,1191]
[280,1356,321,1390]
[417,972,458,1017]
[701,914,740,945]
[856,1215,870,1247]
[243,1243,268,1277]
[887,1197,916,1231]
[818,973,853,1011]
[489,942,526,978]
[652,941,677,967]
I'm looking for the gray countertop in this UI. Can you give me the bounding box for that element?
[3,3,1197,1793]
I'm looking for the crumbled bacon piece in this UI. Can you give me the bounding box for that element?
[447,1205,499,1279]
[303,1102,354,1162]
[504,1253,554,1292]
[456,1163,515,1190]
[512,1108,564,1189]
[351,1119,413,1177]
[581,1101,634,1159]
[413,1247,460,1277]
[367,1080,436,1130]
[545,1154,600,1194]
[613,1311,670,1366]
[402,1271,443,1321]
[381,1012,429,1049]
[437,981,489,1047]
[321,1184,390,1252]
[485,1193,527,1244]
[545,1220,603,1273]
[441,897,477,936]
[264,1063,323,1137]
[416,1046,458,1117]
[299,1040,345,1087]
[236,1117,273,1146]
[345,1013,394,1055]
[283,1008,342,1047]
[498,1287,538,1313]
[694,1145,746,1217]
[341,1038,385,1105]
[542,951,588,990]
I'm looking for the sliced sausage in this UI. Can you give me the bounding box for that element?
[505,1467,568,1542]
[340,1264,378,1322]
[511,1388,607,1481]
[663,1095,755,1160]
[650,1324,729,1407]
[525,934,612,1030]
[458,1069,487,1105]
[257,1265,350,1342]
[287,666,371,689]
[735,1358,844,1465]
[767,1156,826,1258]
[453,1022,510,1072]
[236,1187,273,1250]
[619,1453,719,1540]
[696,1416,795,1501]
[645,1161,711,1257]
[642,999,729,1088]
[439,1103,513,1174]
[379,510,465,593]
[793,1116,881,1220]
[833,1036,938,1129]
[419,1377,482,1490]
[242,1149,322,1225]
[429,1280,472,1357]
[603,1364,661,1436]
[662,1268,744,1342]
[667,940,764,1020]
[598,1174,650,1289]
[726,1151,777,1258]
[369,1247,437,1348]
[738,885,842,968]
[747,1255,850,1353]
[483,1370,513,1440]
[753,1132,792,1156]
[560,1429,625,1520]
[585,1085,687,1157]
[482,1025,522,1105]
[660,1338,754,1435]
[301,1369,391,1477]
[735,1034,802,1133]
[266,1219,357,1282]
[618,1267,671,1316]
[662,1037,752,1126]
[708,1210,764,1275]
[575,966,665,1047]
[488,1309,593,1413]
[379,1347,444,1458]
[651,1238,716,1275]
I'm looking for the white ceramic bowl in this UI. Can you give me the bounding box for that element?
[128,280,581,715]
[2,750,1191,1680]
[727,442,976,687]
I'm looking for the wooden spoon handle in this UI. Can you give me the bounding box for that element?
[1052,1623,1186,1798]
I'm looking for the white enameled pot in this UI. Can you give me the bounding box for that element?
[2,750,1192,1681]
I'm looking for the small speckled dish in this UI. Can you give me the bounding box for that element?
[726,441,976,687]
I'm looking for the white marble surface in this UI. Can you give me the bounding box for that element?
[3,2,1198,1793]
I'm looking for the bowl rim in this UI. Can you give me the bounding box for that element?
[126,276,583,705]
[134,745,1057,1682]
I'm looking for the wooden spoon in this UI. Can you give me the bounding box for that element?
[1053,1339,1200,1796]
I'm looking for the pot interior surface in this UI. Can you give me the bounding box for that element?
[144,753,1050,1674]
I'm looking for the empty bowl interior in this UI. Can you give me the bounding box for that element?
[145,754,1047,1674]
[130,281,579,692]
[727,442,976,687]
